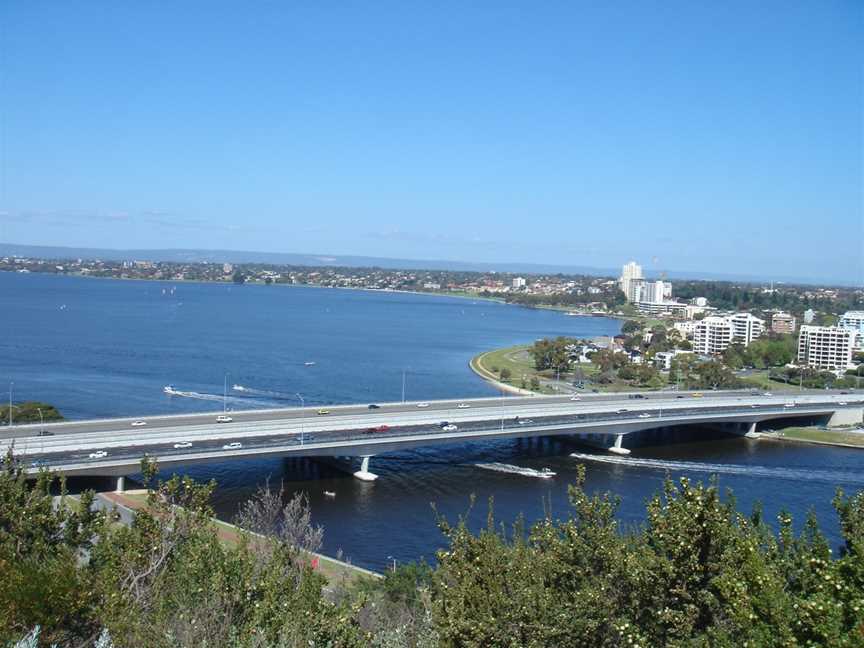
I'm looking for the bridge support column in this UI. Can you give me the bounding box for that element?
[608,434,631,456]
[353,456,378,482]
[115,476,125,493]
[744,422,759,439]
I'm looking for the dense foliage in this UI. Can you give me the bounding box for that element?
[3,455,863,646]
[0,402,63,427]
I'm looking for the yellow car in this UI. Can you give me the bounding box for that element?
[691,392,703,398]
[317,409,330,415]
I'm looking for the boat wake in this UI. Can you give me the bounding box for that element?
[231,384,298,401]
[570,453,864,486]
[164,385,258,406]
[475,462,556,479]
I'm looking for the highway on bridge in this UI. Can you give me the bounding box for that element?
[3,391,861,481]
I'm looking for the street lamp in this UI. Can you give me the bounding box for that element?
[387,555,397,572]
[401,369,407,403]
[295,393,305,445]
[7,382,12,427]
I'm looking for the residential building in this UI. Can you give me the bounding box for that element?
[839,311,864,350]
[619,261,643,302]
[797,326,857,370]
[512,276,526,289]
[803,309,815,324]
[692,316,734,355]
[223,263,233,274]
[634,301,688,316]
[673,321,698,338]
[770,312,797,335]
[727,313,765,347]
[654,350,686,371]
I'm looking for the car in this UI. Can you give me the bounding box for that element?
[37,430,54,436]
[131,420,147,427]
[222,442,242,450]
[441,424,458,431]
[838,401,848,406]
[840,391,850,395]
[317,409,330,415]
[638,413,651,418]
[676,395,684,399]
[173,442,192,449]
[569,395,581,401]
[457,403,471,409]
[368,404,381,409]
[365,424,390,433]
[88,450,108,459]
[518,418,534,425]
[762,392,772,397]
[30,459,48,468]
[784,402,796,408]
[691,393,703,398]
[750,404,760,409]
[216,414,233,423]
[416,402,430,408]
[616,408,629,414]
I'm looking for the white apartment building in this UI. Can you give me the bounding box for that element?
[839,311,864,350]
[797,325,857,370]
[727,313,765,347]
[619,261,643,302]
[692,316,733,355]
[512,276,526,289]
[673,321,698,338]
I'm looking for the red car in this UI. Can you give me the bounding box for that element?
[366,425,390,433]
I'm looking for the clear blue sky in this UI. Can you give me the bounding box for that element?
[1,2,861,283]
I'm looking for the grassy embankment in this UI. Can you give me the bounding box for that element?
[0,401,63,425]
[766,426,864,448]
[107,491,378,585]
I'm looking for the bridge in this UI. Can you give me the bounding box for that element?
[3,391,861,487]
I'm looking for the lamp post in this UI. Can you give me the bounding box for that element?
[8,382,12,427]
[387,555,396,572]
[295,393,305,445]
[401,370,407,403]
[223,374,229,412]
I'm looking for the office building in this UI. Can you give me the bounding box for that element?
[797,326,857,370]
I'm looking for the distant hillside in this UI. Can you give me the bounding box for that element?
[0,242,848,286]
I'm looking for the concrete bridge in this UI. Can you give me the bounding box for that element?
[4,391,861,487]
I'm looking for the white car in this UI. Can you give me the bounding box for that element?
[569,396,581,401]
[131,420,147,427]
[784,402,796,408]
[441,424,458,432]
[638,413,651,418]
[88,450,108,459]
[173,442,192,449]
[838,401,848,406]
[216,415,233,423]
[222,442,242,450]
[762,392,772,397]
[416,402,430,408]
[457,403,471,409]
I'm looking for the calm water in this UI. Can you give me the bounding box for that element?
[2,272,862,570]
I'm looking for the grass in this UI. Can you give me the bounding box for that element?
[107,492,377,584]
[770,426,864,448]
[739,370,800,392]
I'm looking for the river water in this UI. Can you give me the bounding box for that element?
[2,272,861,570]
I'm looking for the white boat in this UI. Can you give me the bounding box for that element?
[232,384,248,392]
[163,385,181,395]
[475,463,556,479]
[304,361,316,366]
[324,491,336,498]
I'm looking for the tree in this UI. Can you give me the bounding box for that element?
[499,367,512,382]
[231,271,246,284]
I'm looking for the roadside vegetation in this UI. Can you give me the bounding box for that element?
[0,402,63,427]
[2,453,863,646]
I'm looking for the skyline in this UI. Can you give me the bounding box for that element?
[1,2,862,284]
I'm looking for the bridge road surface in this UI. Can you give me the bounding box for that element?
[4,390,861,478]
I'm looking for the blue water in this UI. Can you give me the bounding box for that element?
[2,272,862,571]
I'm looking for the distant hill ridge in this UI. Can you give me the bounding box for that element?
[0,242,847,286]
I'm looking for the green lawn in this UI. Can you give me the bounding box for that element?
[771,426,864,448]
[740,370,800,392]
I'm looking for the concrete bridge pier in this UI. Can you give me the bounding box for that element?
[353,456,378,482]
[608,434,631,456]
[115,476,126,493]
[828,408,864,428]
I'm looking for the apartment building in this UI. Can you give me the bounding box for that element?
[839,311,864,350]
[619,261,643,302]
[727,313,765,347]
[770,312,796,335]
[692,316,733,355]
[797,326,857,370]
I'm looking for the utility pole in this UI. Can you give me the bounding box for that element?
[401,370,407,403]
[223,374,229,412]
[296,393,305,445]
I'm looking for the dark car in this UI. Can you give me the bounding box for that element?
[37,430,54,436]
[368,404,381,409]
